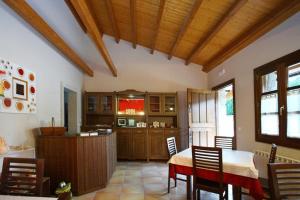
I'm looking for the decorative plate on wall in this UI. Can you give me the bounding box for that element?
[0,57,36,114]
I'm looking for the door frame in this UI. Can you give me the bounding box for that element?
[60,82,80,134]
[212,79,237,148]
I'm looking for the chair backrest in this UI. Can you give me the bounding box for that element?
[268,163,300,200]
[215,136,235,150]
[269,143,277,163]
[192,146,223,183]
[0,157,45,196]
[166,137,177,158]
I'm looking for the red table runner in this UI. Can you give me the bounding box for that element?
[169,163,264,200]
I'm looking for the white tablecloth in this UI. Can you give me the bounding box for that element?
[0,195,56,200]
[169,148,258,179]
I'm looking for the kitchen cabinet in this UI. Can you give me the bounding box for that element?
[132,129,147,159]
[148,129,166,159]
[148,94,162,115]
[116,128,132,159]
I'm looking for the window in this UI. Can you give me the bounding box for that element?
[254,49,300,149]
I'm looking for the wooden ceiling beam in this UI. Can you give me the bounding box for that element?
[4,0,93,76]
[186,0,247,65]
[105,0,120,43]
[168,0,203,60]
[70,0,117,77]
[203,0,300,72]
[150,0,166,54]
[130,0,137,49]
[65,0,87,33]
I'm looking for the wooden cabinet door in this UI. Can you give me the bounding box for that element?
[148,94,162,115]
[132,129,147,160]
[99,94,114,114]
[117,129,132,159]
[85,94,99,113]
[163,94,177,115]
[149,129,165,159]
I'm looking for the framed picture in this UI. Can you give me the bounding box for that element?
[12,77,28,100]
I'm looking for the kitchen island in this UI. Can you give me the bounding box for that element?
[36,132,116,195]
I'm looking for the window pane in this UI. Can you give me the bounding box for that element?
[287,88,300,138]
[288,62,300,88]
[261,93,279,135]
[262,71,277,93]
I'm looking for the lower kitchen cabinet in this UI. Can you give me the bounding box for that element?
[148,129,166,159]
[117,128,147,160]
[116,128,132,159]
[117,128,180,160]
[132,129,147,159]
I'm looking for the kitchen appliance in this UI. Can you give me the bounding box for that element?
[117,118,127,127]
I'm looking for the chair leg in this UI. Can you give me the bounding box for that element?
[193,187,197,200]
[225,186,228,200]
[167,166,170,193]
[197,189,200,200]
[175,174,177,187]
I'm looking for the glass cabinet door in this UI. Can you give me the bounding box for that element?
[100,95,114,114]
[87,95,98,113]
[164,95,176,115]
[149,95,161,114]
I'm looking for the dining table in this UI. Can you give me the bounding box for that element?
[168,148,264,200]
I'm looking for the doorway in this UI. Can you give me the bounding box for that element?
[63,87,77,134]
[212,79,236,141]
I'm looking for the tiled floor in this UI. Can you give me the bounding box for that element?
[73,162,253,200]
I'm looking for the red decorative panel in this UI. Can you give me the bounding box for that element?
[118,99,144,112]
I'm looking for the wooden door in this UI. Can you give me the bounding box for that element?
[148,129,165,159]
[116,129,132,159]
[187,89,216,147]
[132,129,147,160]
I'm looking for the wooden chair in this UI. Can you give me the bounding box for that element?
[214,136,235,150]
[167,137,177,157]
[268,143,277,163]
[259,144,277,198]
[268,163,300,200]
[192,146,228,200]
[242,143,277,198]
[0,157,45,196]
[166,137,186,193]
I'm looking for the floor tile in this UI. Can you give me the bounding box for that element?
[120,193,144,200]
[73,161,253,200]
[122,183,144,194]
[94,192,120,200]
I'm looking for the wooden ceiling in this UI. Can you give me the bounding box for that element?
[4,0,300,76]
[84,0,300,72]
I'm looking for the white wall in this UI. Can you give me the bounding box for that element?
[84,36,208,148]
[0,1,85,146]
[208,13,300,160]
